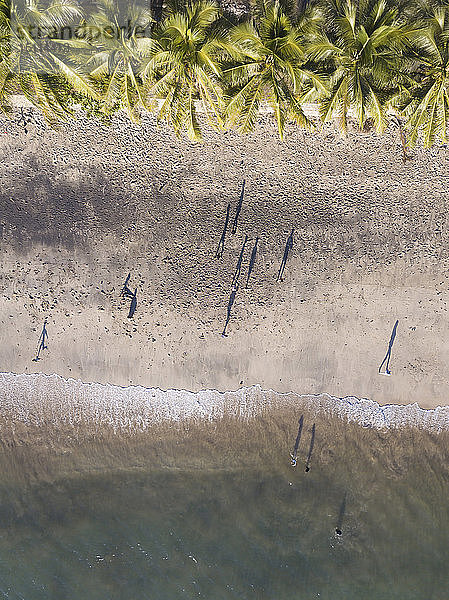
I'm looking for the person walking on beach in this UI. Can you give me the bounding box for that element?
[222,283,238,336]
[277,228,294,282]
[246,237,259,288]
[232,235,248,288]
[33,318,48,361]
[232,179,246,235]
[290,415,304,466]
[216,203,231,259]
[378,320,399,375]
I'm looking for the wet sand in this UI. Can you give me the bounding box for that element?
[0,397,447,600]
[1,109,449,407]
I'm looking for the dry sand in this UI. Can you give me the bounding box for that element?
[1,109,449,408]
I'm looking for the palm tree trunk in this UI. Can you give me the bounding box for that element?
[392,115,411,163]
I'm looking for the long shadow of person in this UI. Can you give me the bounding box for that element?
[290,415,304,466]
[222,284,238,336]
[128,288,137,318]
[121,273,134,298]
[32,318,48,361]
[216,203,231,259]
[245,237,259,288]
[335,493,347,536]
[277,228,294,282]
[232,179,246,235]
[232,235,248,287]
[378,320,399,375]
[305,423,315,472]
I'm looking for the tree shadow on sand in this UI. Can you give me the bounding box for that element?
[0,156,180,252]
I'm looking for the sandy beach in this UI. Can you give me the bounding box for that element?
[1,109,449,408]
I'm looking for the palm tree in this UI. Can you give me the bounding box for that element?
[399,1,449,147]
[0,0,99,122]
[223,0,324,139]
[65,0,153,122]
[140,0,233,141]
[308,0,410,133]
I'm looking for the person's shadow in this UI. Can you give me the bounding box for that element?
[277,228,294,282]
[128,288,137,318]
[378,320,399,375]
[215,203,231,259]
[232,235,248,287]
[222,284,238,336]
[335,493,347,536]
[305,423,315,472]
[32,318,48,361]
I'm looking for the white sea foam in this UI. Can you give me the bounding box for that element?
[0,371,448,433]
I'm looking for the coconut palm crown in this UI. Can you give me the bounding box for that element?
[141,0,233,140]
[65,0,153,122]
[308,0,410,132]
[0,0,98,121]
[224,0,324,138]
[399,0,449,146]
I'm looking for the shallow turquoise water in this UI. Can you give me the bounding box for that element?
[0,409,447,600]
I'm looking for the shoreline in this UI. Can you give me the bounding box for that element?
[2,371,449,432]
[1,110,449,408]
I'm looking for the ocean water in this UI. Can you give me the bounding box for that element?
[0,373,447,599]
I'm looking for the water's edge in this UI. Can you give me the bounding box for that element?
[1,371,448,432]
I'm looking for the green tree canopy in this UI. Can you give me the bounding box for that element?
[65,0,153,122]
[141,0,233,140]
[0,0,98,121]
[224,0,324,138]
[308,0,410,132]
[400,0,449,146]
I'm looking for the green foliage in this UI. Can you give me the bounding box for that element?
[1,0,449,147]
[0,0,99,123]
[307,0,411,133]
[398,0,449,146]
[224,0,324,138]
[63,77,117,123]
[57,0,153,122]
[140,0,233,140]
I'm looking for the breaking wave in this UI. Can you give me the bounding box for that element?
[0,371,448,433]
